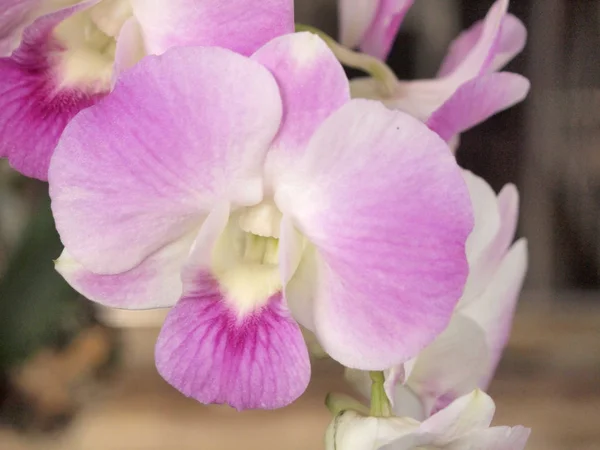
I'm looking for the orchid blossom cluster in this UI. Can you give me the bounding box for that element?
[1,0,531,448]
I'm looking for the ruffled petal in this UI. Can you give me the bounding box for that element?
[461,239,528,388]
[0,1,105,180]
[438,12,527,77]
[252,32,349,178]
[55,233,194,309]
[50,46,282,274]
[360,0,414,60]
[422,390,495,443]
[130,0,294,57]
[338,0,378,50]
[326,410,422,450]
[275,100,472,370]
[426,72,530,142]
[407,314,488,417]
[154,273,310,410]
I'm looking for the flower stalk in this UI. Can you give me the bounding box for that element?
[369,371,392,417]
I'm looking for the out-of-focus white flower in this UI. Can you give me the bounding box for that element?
[326,390,530,450]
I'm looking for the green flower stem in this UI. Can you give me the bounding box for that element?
[325,392,370,417]
[369,371,392,417]
[295,24,398,96]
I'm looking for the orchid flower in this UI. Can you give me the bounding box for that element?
[326,390,530,450]
[48,32,473,410]
[0,0,294,180]
[347,170,527,419]
[338,0,414,60]
[350,0,530,147]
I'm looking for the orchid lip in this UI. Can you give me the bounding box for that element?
[210,203,287,317]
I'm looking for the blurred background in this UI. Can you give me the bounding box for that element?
[1,1,599,449]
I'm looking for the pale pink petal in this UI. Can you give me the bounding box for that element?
[407,315,488,417]
[426,72,530,142]
[55,234,194,309]
[49,46,282,275]
[461,239,528,388]
[338,0,378,50]
[383,365,407,405]
[462,170,502,266]
[446,426,531,450]
[351,75,459,122]
[275,100,473,370]
[130,0,294,57]
[489,184,521,261]
[459,183,520,307]
[283,242,318,331]
[252,32,349,175]
[393,385,427,422]
[361,0,415,60]
[112,16,145,81]
[422,390,495,442]
[438,13,527,78]
[0,2,105,180]
[154,273,310,410]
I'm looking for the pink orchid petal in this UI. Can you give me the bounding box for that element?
[426,72,530,143]
[461,239,528,388]
[252,32,349,173]
[0,1,104,180]
[0,0,40,56]
[443,0,509,83]
[55,233,195,309]
[338,0,378,50]
[361,0,414,60]
[130,0,294,57]
[407,315,488,417]
[438,13,527,78]
[459,182,520,307]
[447,426,531,450]
[275,100,473,370]
[0,0,77,56]
[50,46,282,275]
[374,0,511,123]
[155,273,310,410]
